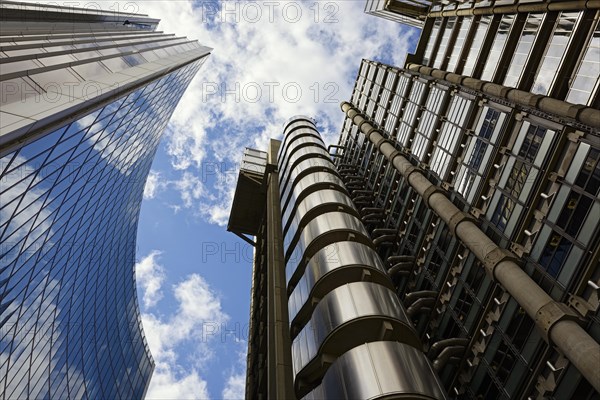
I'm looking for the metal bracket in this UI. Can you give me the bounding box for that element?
[482,247,519,280]
[568,280,600,318]
[447,210,478,237]
[535,301,580,343]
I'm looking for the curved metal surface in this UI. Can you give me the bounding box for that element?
[284,212,372,289]
[288,241,394,335]
[279,129,324,163]
[291,282,421,397]
[281,171,347,230]
[279,158,339,200]
[303,342,447,400]
[280,158,336,200]
[278,115,447,400]
[280,146,332,192]
[281,168,344,215]
[279,136,327,173]
[283,189,358,247]
[279,125,320,157]
[279,122,320,161]
[279,130,324,170]
[283,116,316,134]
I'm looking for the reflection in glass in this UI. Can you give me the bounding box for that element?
[481,15,514,81]
[504,14,543,88]
[532,12,579,95]
[566,19,600,105]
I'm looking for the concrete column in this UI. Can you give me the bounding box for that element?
[266,139,296,400]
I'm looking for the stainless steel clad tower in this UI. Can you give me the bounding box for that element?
[229,117,447,399]
[0,1,211,398]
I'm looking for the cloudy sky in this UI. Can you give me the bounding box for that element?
[104,1,417,398]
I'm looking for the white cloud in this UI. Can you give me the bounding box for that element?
[135,250,166,308]
[139,270,230,400]
[145,367,210,400]
[144,171,166,200]
[221,345,247,400]
[174,171,206,208]
[96,0,416,226]
[222,373,245,400]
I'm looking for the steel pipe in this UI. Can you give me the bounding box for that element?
[407,297,436,318]
[405,63,600,130]
[428,1,597,18]
[405,290,438,307]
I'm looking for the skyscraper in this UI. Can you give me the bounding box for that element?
[0,2,211,398]
[230,2,600,399]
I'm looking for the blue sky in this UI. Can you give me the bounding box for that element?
[123,1,418,398]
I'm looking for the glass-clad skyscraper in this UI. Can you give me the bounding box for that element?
[0,2,211,398]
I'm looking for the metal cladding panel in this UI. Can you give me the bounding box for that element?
[281,171,346,232]
[288,241,390,325]
[279,119,319,162]
[284,211,371,286]
[291,282,417,375]
[279,116,446,399]
[280,146,332,193]
[280,161,341,212]
[313,342,446,400]
[283,189,358,245]
[279,133,325,173]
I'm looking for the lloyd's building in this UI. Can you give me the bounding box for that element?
[0,1,210,398]
[229,1,600,399]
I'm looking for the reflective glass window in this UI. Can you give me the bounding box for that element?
[532,12,580,95]
[566,19,600,105]
[481,14,515,81]
[504,14,544,88]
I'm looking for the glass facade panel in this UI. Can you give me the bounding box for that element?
[566,19,600,105]
[430,95,473,180]
[487,123,552,238]
[463,16,492,76]
[504,14,544,88]
[0,58,203,399]
[433,17,457,69]
[423,18,443,66]
[481,14,515,81]
[455,107,505,203]
[532,12,580,95]
[447,17,473,73]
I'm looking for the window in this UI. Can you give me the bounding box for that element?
[566,19,600,105]
[433,17,457,69]
[481,14,515,81]
[486,123,553,238]
[455,107,505,202]
[532,12,580,95]
[463,16,492,76]
[430,95,473,180]
[504,14,544,88]
[447,17,473,72]
[423,18,443,66]
[412,86,446,162]
[530,144,599,287]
